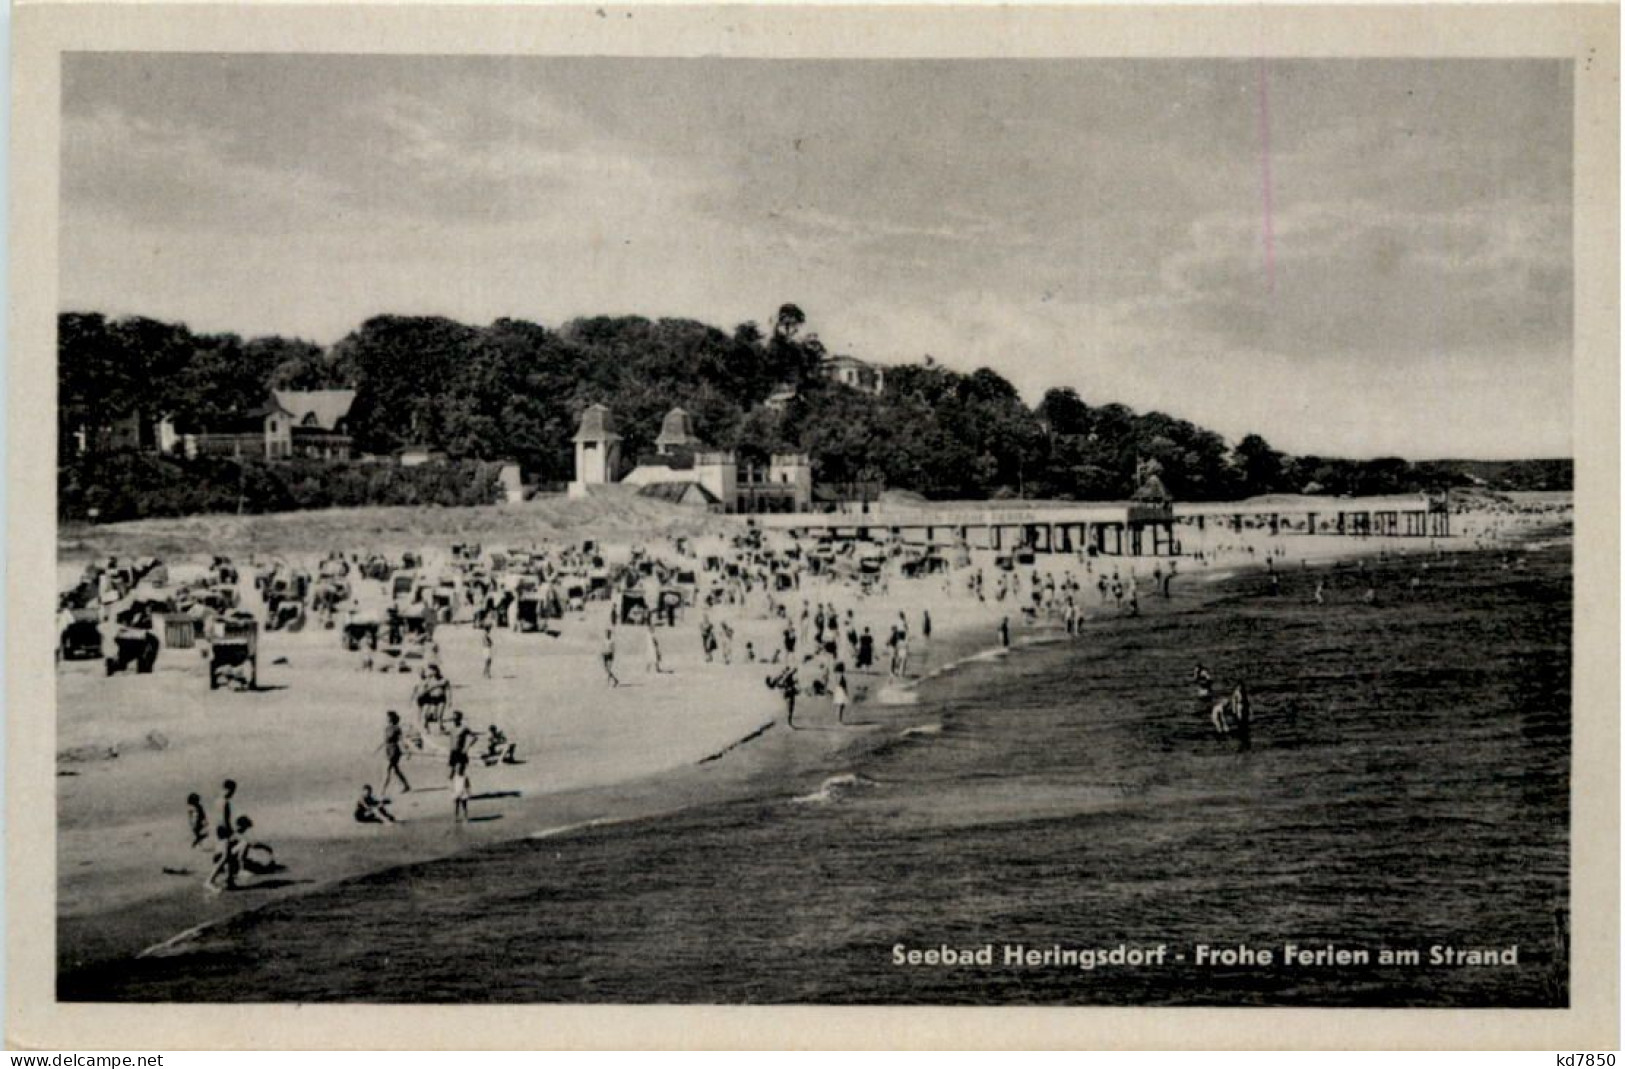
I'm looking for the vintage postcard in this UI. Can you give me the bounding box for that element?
[7,1,1618,1051]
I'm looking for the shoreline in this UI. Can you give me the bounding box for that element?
[57,506,1568,984]
[60,615,1012,985]
[56,531,1017,978]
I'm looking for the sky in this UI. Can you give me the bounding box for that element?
[60,55,1573,459]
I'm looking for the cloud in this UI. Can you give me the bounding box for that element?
[58,56,1574,459]
[1155,198,1570,360]
[62,107,353,232]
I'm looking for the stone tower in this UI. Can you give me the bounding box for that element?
[695,451,739,511]
[569,403,622,498]
[769,453,813,512]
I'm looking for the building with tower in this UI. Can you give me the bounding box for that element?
[568,402,623,497]
[569,404,813,513]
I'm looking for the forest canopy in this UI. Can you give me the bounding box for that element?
[57,307,1571,522]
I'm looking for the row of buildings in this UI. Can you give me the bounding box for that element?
[75,352,888,467]
[570,404,815,513]
[81,389,363,462]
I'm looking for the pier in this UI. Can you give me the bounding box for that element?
[755,493,1448,558]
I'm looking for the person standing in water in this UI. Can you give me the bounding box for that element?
[1193,663,1214,717]
[998,616,1011,649]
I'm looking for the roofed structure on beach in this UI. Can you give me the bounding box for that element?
[1130,474,1172,504]
[655,407,701,453]
[572,403,622,443]
[637,481,721,507]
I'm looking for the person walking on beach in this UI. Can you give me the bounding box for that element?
[833,669,851,725]
[768,665,800,729]
[921,610,932,641]
[646,620,669,674]
[447,711,480,780]
[601,628,620,687]
[998,616,1011,649]
[481,626,494,679]
[380,710,412,795]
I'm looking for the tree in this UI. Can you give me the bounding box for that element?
[1038,387,1091,437]
[1232,433,1286,498]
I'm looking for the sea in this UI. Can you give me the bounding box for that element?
[62,537,1571,1006]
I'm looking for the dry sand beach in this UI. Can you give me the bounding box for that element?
[56,491,1567,983]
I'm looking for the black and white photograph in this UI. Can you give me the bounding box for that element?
[9,1,1618,1051]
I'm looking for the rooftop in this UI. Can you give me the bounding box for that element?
[572,403,622,443]
[272,389,357,431]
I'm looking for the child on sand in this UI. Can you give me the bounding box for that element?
[216,779,237,839]
[483,724,517,766]
[833,670,850,725]
[187,793,209,848]
[452,769,471,823]
[355,784,396,824]
[204,824,241,894]
[236,816,278,875]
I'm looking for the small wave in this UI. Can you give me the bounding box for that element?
[871,683,920,706]
[697,719,778,764]
[790,772,876,806]
[899,722,943,738]
[137,920,217,959]
[908,645,1010,687]
[523,809,682,838]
